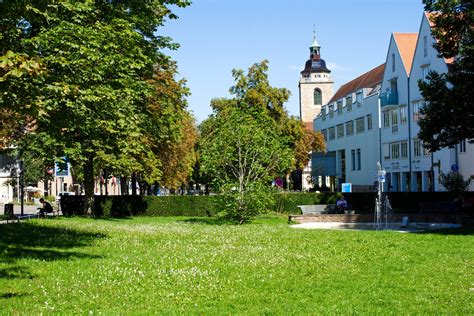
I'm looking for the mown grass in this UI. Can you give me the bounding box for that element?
[0,215,473,314]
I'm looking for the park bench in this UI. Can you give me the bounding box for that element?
[297,204,337,215]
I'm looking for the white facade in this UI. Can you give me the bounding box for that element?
[313,69,383,192]
[379,33,418,192]
[379,13,473,192]
[310,12,473,192]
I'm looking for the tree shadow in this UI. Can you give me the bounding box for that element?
[416,226,474,236]
[0,222,106,278]
[178,217,238,226]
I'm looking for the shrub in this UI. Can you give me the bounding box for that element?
[215,183,275,223]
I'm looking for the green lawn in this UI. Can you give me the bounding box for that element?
[1,216,473,314]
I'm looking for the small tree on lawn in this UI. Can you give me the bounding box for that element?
[439,171,473,195]
[199,107,293,223]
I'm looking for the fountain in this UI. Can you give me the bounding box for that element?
[374,162,391,230]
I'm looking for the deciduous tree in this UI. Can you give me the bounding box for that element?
[418,0,474,151]
[0,0,191,213]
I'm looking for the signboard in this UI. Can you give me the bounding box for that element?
[55,160,69,177]
[451,164,459,172]
[341,183,352,193]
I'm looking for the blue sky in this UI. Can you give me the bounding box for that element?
[162,0,426,122]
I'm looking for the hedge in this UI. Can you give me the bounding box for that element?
[60,191,474,217]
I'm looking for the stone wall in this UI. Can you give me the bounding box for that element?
[289,213,474,225]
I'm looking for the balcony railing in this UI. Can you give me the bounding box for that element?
[380,91,399,107]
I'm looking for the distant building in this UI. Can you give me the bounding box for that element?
[298,32,334,190]
[313,64,385,192]
[308,12,473,192]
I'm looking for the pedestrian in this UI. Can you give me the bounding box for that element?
[37,198,53,218]
[336,195,348,213]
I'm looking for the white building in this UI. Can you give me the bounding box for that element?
[312,64,385,192]
[381,13,473,192]
[0,152,17,203]
[309,12,473,192]
[379,32,419,191]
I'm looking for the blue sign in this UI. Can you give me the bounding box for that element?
[342,183,352,193]
[55,159,69,177]
[378,175,386,183]
[451,164,459,172]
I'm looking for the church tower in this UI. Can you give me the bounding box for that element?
[299,32,334,129]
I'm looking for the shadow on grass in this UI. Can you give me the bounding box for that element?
[178,217,239,226]
[0,222,106,278]
[417,226,474,236]
[92,216,134,221]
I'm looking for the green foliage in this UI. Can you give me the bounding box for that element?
[216,183,275,223]
[419,0,474,151]
[199,106,293,222]
[439,171,473,194]
[0,1,192,213]
[0,218,472,314]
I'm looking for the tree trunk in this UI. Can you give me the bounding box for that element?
[83,154,95,216]
[120,176,128,195]
[131,173,137,196]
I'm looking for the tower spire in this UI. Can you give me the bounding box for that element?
[310,27,321,59]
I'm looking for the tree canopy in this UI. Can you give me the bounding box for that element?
[418,0,474,151]
[0,0,192,212]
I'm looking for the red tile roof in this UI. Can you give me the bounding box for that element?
[328,63,385,104]
[393,33,418,75]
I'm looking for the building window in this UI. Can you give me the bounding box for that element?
[346,121,354,136]
[367,114,373,130]
[337,101,343,115]
[400,105,407,124]
[383,143,390,160]
[329,104,334,118]
[321,129,327,141]
[351,149,356,171]
[356,91,363,106]
[337,124,344,138]
[383,111,390,127]
[356,117,365,133]
[460,139,466,153]
[314,89,322,105]
[391,143,400,159]
[413,139,427,157]
[357,148,361,170]
[391,109,398,133]
[392,53,395,72]
[328,127,335,140]
[401,141,408,158]
[423,35,428,57]
[421,65,430,83]
[346,95,352,110]
[413,102,421,121]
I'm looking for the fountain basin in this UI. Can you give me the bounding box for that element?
[291,221,462,232]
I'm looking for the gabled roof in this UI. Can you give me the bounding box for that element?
[393,33,418,75]
[423,12,454,65]
[328,63,385,104]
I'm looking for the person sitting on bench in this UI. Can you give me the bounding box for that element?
[37,198,53,218]
[336,196,349,213]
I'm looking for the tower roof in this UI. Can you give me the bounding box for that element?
[301,31,330,75]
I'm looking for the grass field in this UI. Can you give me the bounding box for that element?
[1,216,473,314]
